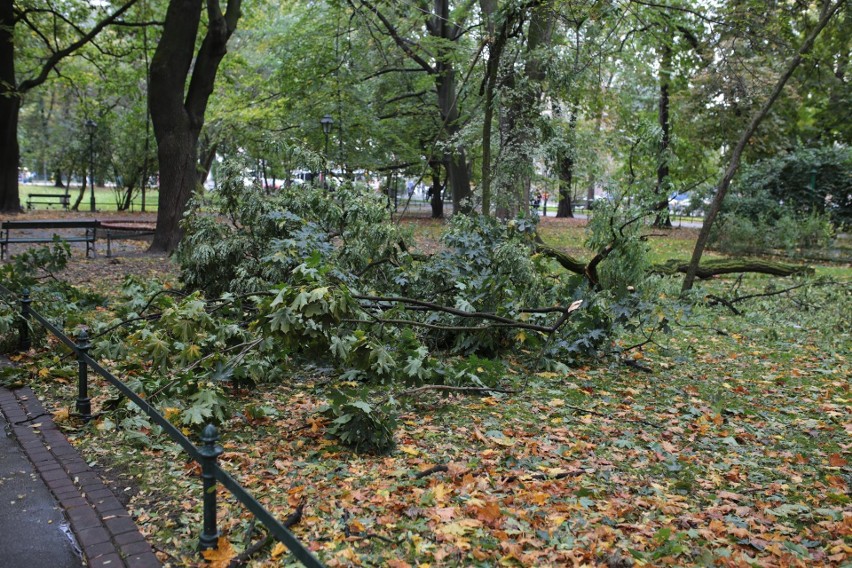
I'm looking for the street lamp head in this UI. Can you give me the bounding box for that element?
[85,119,97,133]
[320,114,333,135]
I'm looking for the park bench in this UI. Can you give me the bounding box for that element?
[0,219,98,260]
[99,220,156,257]
[25,193,70,210]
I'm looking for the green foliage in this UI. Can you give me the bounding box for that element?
[585,200,652,296]
[178,156,410,296]
[0,238,71,290]
[731,145,852,228]
[0,242,99,352]
[710,211,835,256]
[321,389,396,454]
[88,281,257,428]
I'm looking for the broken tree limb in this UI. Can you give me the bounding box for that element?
[401,385,520,396]
[536,241,814,283]
[534,243,586,275]
[651,258,814,279]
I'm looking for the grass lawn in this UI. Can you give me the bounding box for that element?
[19,183,159,212]
[8,214,852,567]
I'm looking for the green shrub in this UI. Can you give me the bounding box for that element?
[321,390,396,454]
[732,145,851,228]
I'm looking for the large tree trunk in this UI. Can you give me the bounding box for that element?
[555,104,577,218]
[653,37,673,228]
[0,0,20,212]
[682,0,844,292]
[494,3,555,218]
[433,0,471,215]
[429,160,444,219]
[0,98,20,213]
[148,0,241,252]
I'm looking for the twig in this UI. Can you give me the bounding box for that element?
[563,403,662,429]
[353,294,565,334]
[401,385,519,396]
[624,359,653,373]
[414,464,449,479]
[727,281,810,305]
[227,536,272,567]
[351,532,396,544]
[503,470,583,483]
[705,294,742,315]
[226,501,305,567]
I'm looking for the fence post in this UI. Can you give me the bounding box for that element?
[199,423,223,551]
[18,289,31,352]
[75,328,92,422]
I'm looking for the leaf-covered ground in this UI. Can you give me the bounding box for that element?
[13,216,852,567]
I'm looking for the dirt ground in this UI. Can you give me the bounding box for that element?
[1,210,176,287]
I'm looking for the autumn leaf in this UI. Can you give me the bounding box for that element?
[399,445,419,456]
[52,407,70,423]
[270,542,287,558]
[201,537,236,568]
[828,453,847,467]
[473,500,502,527]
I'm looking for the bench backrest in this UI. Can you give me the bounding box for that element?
[1,220,100,230]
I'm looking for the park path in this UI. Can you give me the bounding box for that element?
[0,358,161,568]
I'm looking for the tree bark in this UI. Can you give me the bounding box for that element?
[432,0,471,215]
[653,35,673,228]
[681,0,845,292]
[429,159,444,219]
[555,104,577,218]
[148,0,241,252]
[479,0,514,217]
[494,2,555,217]
[0,0,20,212]
[656,258,813,279]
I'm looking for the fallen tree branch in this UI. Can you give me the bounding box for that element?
[227,500,305,567]
[562,403,662,429]
[401,385,520,396]
[534,242,586,275]
[353,293,573,334]
[652,258,813,279]
[414,464,449,479]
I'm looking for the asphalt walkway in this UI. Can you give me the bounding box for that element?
[0,377,160,568]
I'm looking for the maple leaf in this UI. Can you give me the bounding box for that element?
[433,483,451,502]
[201,537,237,568]
[828,453,847,467]
[473,500,503,527]
[270,542,287,558]
[52,407,70,423]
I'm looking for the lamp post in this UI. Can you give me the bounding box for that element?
[85,119,97,212]
[320,115,333,187]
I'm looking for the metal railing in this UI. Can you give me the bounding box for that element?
[3,284,324,567]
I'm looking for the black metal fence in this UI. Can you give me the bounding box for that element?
[4,285,325,567]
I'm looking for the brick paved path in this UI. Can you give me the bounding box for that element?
[0,385,160,568]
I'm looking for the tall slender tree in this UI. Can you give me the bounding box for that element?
[682,0,846,292]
